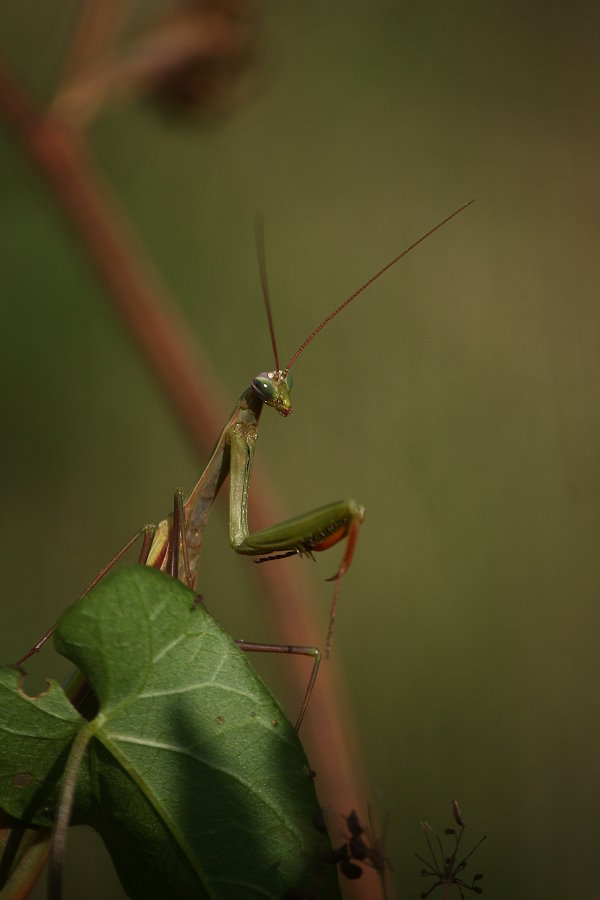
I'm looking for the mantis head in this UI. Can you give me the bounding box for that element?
[251,370,294,417]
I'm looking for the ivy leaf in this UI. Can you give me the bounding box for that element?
[0,566,339,899]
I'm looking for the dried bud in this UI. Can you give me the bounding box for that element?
[346,809,365,836]
[150,0,260,114]
[452,799,465,827]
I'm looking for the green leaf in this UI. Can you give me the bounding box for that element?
[0,672,81,826]
[0,566,339,899]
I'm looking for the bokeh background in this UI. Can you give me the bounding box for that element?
[1,1,599,898]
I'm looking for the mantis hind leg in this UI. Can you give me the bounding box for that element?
[142,489,194,588]
[235,641,320,733]
[15,525,152,666]
[167,488,193,587]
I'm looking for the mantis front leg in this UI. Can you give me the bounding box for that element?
[228,422,365,658]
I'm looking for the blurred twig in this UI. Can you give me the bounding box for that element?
[52,1,259,127]
[56,0,129,96]
[0,24,380,899]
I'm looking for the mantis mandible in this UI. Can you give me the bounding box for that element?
[16,199,474,729]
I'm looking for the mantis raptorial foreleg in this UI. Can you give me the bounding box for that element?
[228,420,364,657]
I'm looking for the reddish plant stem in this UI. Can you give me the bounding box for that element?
[0,58,382,899]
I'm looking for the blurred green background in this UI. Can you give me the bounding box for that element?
[1,1,599,898]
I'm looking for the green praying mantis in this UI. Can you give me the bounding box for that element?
[17,199,474,730]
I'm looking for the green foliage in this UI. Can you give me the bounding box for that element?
[0,567,339,899]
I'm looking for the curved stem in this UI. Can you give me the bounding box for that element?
[48,724,95,900]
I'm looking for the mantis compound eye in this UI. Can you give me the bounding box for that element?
[251,371,293,416]
[251,373,277,402]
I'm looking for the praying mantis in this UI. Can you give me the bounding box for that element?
[16,200,474,730]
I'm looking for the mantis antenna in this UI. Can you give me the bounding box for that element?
[254,212,280,374]
[284,198,476,373]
